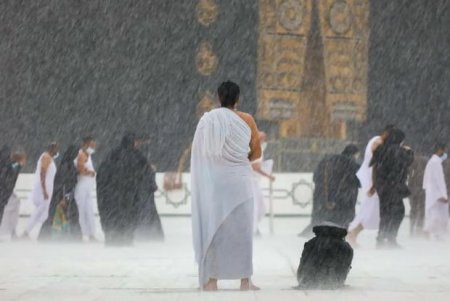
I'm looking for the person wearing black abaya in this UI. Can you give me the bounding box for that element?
[408,155,428,236]
[38,145,81,241]
[296,224,353,290]
[133,140,164,241]
[0,146,13,220]
[299,145,361,237]
[371,129,414,248]
[97,133,150,246]
[0,148,26,223]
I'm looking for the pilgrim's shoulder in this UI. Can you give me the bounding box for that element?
[236,111,256,124]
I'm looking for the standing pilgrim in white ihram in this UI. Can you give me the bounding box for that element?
[347,126,393,246]
[74,137,97,242]
[23,143,58,238]
[423,143,449,240]
[191,81,261,291]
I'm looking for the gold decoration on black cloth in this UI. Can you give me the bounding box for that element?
[278,0,304,31]
[196,42,219,76]
[196,0,219,27]
[258,0,369,139]
[328,0,352,35]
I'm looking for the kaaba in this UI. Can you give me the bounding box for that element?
[0,0,448,172]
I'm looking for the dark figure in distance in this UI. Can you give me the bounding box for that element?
[97,133,157,246]
[371,129,414,248]
[133,135,164,241]
[408,155,428,236]
[296,224,353,289]
[300,145,361,237]
[38,145,81,241]
[0,149,26,224]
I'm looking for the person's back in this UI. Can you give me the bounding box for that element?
[191,81,261,291]
[374,144,414,197]
[371,129,414,247]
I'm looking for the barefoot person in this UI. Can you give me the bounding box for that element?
[347,125,394,246]
[191,81,261,291]
[23,143,59,238]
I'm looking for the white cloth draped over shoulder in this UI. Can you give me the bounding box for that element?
[191,107,255,286]
[423,155,448,234]
[349,136,380,231]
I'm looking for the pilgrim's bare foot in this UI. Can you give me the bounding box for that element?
[202,279,218,291]
[240,279,260,291]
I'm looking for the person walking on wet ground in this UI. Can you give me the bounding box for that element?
[347,125,395,246]
[300,144,361,238]
[22,143,59,238]
[371,129,414,248]
[38,145,81,242]
[423,142,448,240]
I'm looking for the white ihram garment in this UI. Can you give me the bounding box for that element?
[251,155,273,232]
[191,108,255,286]
[0,193,20,239]
[349,136,380,231]
[26,154,57,233]
[423,155,448,235]
[74,151,97,237]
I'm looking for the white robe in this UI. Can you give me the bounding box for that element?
[74,151,97,237]
[423,155,448,235]
[26,154,57,233]
[0,193,20,239]
[191,108,255,286]
[349,136,380,231]
[251,157,273,232]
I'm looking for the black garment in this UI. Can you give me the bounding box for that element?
[408,156,427,235]
[296,225,353,289]
[371,132,414,245]
[0,161,22,222]
[133,151,164,241]
[445,162,450,215]
[97,134,150,246]
[38,145,81,241]
[300,154,360,237]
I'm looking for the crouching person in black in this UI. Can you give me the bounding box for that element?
[296,223,353,289]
